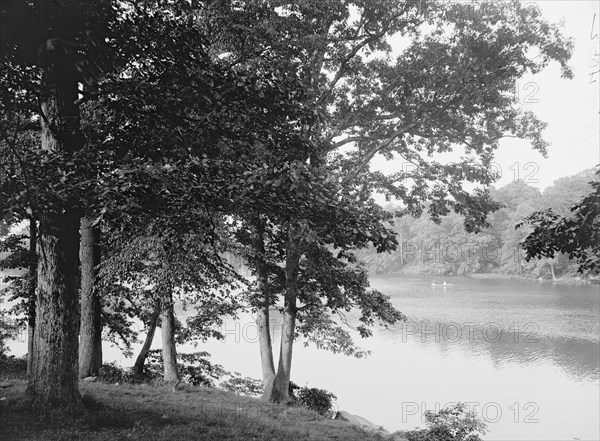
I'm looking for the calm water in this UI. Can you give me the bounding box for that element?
[5,275,599,440]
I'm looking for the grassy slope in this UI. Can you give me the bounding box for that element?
[0,378,392,441]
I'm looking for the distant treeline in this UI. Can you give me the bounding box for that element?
[356,168,598,281]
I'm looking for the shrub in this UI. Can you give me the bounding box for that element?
[143,350,230,386]
[98,362,132,384]
[0,354,26,376]
[0,312,21,359]
[297,386,337,417]
[220,375,263,396]
[402,403,487,441]
[288,380,300,399]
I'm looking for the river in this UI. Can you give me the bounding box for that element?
[4,275,599,440]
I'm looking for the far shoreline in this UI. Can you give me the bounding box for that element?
[369,270,600,286]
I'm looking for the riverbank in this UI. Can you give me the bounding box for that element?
[375,267,599,286]
[0,377,398,441]
[467,272,599,285]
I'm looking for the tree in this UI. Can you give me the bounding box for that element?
[0,0,575,408]
[228,0,573,403]
[78,217,102,378]
[132,301,161,378]
[0,0,111,407]
[542,168,597,216]
[98,216,241,384]
[28,38,83,406]
[519,169,600,275]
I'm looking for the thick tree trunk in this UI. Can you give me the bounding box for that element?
[26,219,37,378]
[27,212,81,407]
[161,291,178,383]
[133,301,161,378]
[78,217,102,378]
[26,51,83,407]
[251,219,277,400]
[267,225,301,403]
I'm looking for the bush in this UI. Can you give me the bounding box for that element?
[144,350,229,386]
[0,312,21,359]
[401,403,487,441]
[0,354,26,376]
[220,375,263,396]
[296,385,337,417]
[98,362,132,384]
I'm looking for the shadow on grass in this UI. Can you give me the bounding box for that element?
[0,390,174,440]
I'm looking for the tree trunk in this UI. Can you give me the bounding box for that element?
[26,218,37,378]
[399,241,404,265]
[133,301,160,378]
[268,225,301,403]
[78,217,102,378]
[550,260,557,282]
[27,212,81,407]
[26,48,83,407]
[161,291,178,383]
[251,219,277,400]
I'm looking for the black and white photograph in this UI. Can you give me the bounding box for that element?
[0,1,598,440]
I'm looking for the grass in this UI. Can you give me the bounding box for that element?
[0,376,396,441]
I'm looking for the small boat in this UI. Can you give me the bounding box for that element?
[431,280,453,287]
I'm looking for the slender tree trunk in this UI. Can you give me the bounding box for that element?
[26,218,37,378]
[258,306,277,398]
[78,217,102,378]
[251,219,277,400]
[399,241,404,265]
[26,48,83,407]
[268,225,301,403]
[133,301,160,378]
[161,290,178,383]
[550,260,557,282]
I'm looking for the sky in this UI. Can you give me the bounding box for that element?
[371,0,600,193]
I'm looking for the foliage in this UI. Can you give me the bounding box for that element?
[144,350,230,387]
[98,362,133,384]
[97,225,243,352]
[0,354,27,375]
[0,312,21,358]
[356,169,598,281]
[401,403,487,441]
[0,0,578,407]
[0,232,34,328]
[519,169,600,275]
[286,380,337,417]
[296,386,338,418]
[220,375,264,397]
[99,351,233,387]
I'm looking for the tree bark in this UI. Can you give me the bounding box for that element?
[26,48,83,407]
[26,218,37,378]
[251,219,277,400]
[78,217,102,378]
[27,212,81,407]
[133,301,160,378]
[161,290,178,383]
[267,225,301,403]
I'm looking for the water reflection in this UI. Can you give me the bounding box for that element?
[381,320,600,383]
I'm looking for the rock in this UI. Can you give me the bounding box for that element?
[81,376,97,382]
[334,410,390,435]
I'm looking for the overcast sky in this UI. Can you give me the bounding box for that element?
[372,0,600,192]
